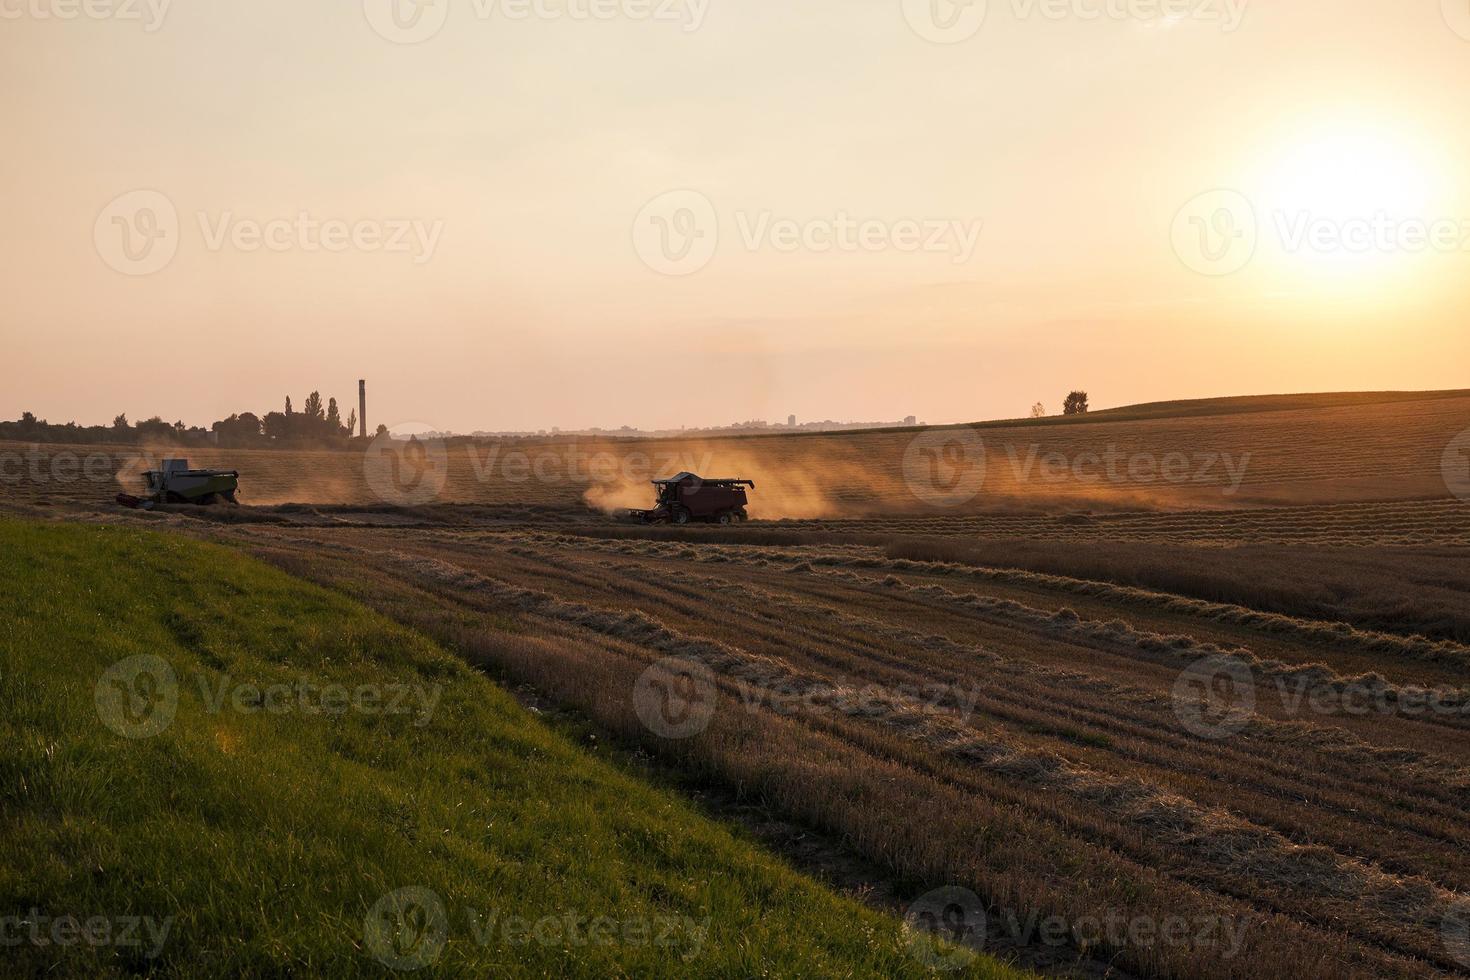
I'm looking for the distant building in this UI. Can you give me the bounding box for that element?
[904,416,917,426]
[788,414,797,427]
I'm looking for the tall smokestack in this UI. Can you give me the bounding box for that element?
[358,380,367,438]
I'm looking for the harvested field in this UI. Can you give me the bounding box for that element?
[9,389,1470,978]
[48,506,1460,978]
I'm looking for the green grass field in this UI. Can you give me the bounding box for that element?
[0,518,1026,978]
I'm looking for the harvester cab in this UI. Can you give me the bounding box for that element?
[630,473,754,525]
[117,459,241,510]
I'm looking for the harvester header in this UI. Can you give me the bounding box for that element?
[117,459,240,510]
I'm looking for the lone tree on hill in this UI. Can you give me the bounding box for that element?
[1063,391,1090,416]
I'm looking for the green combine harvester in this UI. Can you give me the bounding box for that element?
[117,459,240,509]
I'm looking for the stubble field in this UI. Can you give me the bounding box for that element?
[6,388,1470,977]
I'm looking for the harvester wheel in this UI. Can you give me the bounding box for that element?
[673,509,690,526]
[716,513,733,526]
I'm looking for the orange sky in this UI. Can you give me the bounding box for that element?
[2,0,1468,433]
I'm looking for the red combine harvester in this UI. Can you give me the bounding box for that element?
[627,473,755,525]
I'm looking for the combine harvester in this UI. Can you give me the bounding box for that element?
[627,473,754,525]
[117,459,240,510]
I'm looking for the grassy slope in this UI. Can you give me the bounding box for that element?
[0,518,1024,978]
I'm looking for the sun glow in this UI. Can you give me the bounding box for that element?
[1258,121,1450,281]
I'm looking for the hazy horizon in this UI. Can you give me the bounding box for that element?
[5,0,1469,434]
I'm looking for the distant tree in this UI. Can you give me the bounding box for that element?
[303,391,325,422]
[375,423,389,438]
[21,411,36,426]
[285,396,293,416]
[345,408,357,438]
[113,413,130,431]
[1063,391,1090,416]
[262,411,289,441]
[326,397,342,432]
[213,413,264,447]
[1030,402,1046,419]
[135,416,173,439]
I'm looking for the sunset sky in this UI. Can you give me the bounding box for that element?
[3,0,1468,433]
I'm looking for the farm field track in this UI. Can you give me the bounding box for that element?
[111,512,1470,979]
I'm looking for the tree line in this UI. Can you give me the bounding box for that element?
[0,391,383,449]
